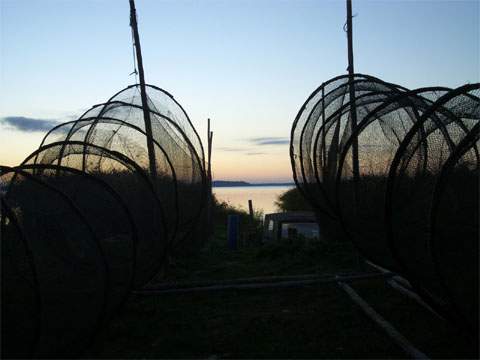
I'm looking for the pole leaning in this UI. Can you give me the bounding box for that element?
[129,0,157,178]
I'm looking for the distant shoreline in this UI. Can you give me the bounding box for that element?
[212,180,295,188]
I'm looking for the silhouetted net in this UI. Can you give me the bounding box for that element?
[291,76,479,335]
[387,84,479,333]
[1,84,208,358]
[1,197,40,358]
[1,166,107,357]
[337,87,448,270]
[25,141,166,288]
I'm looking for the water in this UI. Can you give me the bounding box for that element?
[213,185,294,215]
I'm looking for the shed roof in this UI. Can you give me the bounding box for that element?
[264,211,316,222]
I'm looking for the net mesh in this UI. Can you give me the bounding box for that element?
[291,76,479,333]
[1,166,107,357]
[387,85,480,331]
[1,198,40,358]
[1,84,208,357]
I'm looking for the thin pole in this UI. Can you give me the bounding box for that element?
[321,86,326,179]
[207,118,213,185]
[207,118,213,237]
[129,0,157,178]
[338,282,429,359]
[133,272,392,295]
[346,0,360,184]
[248,199,254,221]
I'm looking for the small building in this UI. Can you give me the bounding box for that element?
[263,211,319,242]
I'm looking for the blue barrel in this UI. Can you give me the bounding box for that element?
[227,214,239,250]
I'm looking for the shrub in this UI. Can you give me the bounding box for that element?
[274,188,312,212]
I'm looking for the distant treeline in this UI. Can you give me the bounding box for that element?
[212,180,295,187]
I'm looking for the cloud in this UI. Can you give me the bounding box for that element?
[0,116,60,132]
[248,137,289,146]
[217,147,246,152]
[246,152,266,156]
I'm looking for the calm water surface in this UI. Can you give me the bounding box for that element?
[213,185,294,216]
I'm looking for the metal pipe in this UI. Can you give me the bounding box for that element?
[338,281,429,359]
[134,271,392,295]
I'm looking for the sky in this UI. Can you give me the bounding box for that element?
[0,0,478,182]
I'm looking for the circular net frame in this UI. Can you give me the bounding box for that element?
[290,75,479,334]
[1,84,209,356]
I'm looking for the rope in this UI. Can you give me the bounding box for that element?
[130,22,138,83]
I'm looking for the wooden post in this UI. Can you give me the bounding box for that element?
[346,0,360,185]
[207,118,213,237]
[247,199,256,245]
[321,86,326,178]
[207,118,213,186]
[129,0,157,179]
[248,199,254,221]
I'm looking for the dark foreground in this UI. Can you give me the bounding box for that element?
[86,236,477,359]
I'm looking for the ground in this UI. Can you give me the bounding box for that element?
[87,232,478,359]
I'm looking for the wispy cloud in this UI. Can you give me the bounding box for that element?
[248,137,289,146]
[246,152,266,156]
[0,116,60,132]
[217,147,246,152]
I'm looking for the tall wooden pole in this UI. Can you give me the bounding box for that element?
[207,118,213,237]
[346,0,360,184]
[207,118,213,187]
[129,0,157,178]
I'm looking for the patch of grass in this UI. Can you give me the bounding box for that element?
[88,284,406,359]
[161,230,363,283]
[86,229,478,359]
[85,188,477,359]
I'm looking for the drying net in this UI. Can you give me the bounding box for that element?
[387,84,479,333]
[1,166,107,358]
[37,84,207,251]
[291,76,479,334]
[336,87,449,270]
[1,84,208,358]
[24,141,165,288]
[290,73,406,243]
[1,198,40,358]
[431,126,479,334]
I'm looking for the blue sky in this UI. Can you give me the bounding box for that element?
[1,0,478,182]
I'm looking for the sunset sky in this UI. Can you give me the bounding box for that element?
[1,0,478,182]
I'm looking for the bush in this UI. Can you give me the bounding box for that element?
[275,188,312,212]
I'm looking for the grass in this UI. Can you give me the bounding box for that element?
[4,178,476,358]
[86,209,478,358]
[88,283,406,359]
[160,227,364,283]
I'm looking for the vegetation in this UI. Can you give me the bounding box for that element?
[274,187,312,212]
[5,178,477,358]
[87,219,477,359]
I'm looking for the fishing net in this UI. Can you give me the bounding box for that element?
[290,73,406,242]
[38,84,207,251]
[387,84,480,330]
[336,87,449,270]
[1,198,40,358]
[431,125,479,333]
[291,75,479,334]
[1,166,107,357]
[20,164,137,314]
[1,83,208,357]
